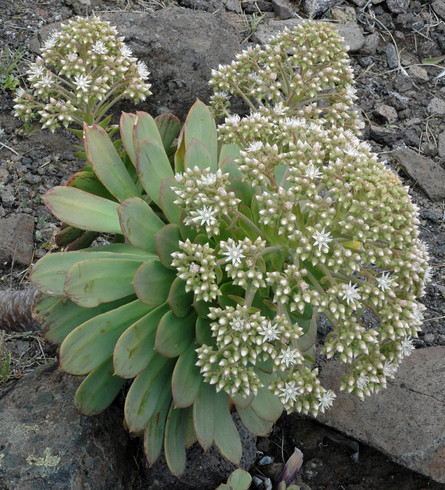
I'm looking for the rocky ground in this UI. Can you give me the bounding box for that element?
[0,0,445,488]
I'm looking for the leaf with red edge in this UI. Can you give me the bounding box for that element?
[155,223,181,270]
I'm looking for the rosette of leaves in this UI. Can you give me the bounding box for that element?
[31,101,283,476]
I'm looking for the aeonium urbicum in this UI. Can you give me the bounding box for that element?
[13,16,151,135]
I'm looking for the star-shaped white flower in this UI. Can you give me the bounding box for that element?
[195,205,217,228]
[356,374,370,390]
[189,262,200,274]
[221,240,245,266]
[278,346,300,368]
[258,321,280,342]
[376,272,397,292]
[340,282,361,306]
[74,75,91,92]
[312,227,333,251]
[120,45,133,59]
[305,163,322,180]
[92,40,108,55]
[318,389,336,413]
[230,318,245,332]
[383,361,397,378]
[246,141,263,152]
[27,62,45,80]
[278,381,300,403]
[137,61,150,80]
[400,337,415,357]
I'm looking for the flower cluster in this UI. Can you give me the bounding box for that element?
[169,22,431,416]
[13,16,151,132]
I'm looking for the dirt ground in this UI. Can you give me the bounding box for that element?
[0,0,444,488]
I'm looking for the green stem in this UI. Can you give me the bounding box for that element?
[232,210,263,238]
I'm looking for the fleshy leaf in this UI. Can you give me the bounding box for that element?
[136,137,173,206]
[120,112,138,166]
[193,381,216,450]
[155,310,196,358]
[213,391,242,464]
[124,353,175,433]
[171,342,202,408]
[66,169,114,200]
[184,137,214,172]
[231,392,255,410]
[134,111,164,149]
[195,316,213,346]
[118,197,164,253]
[236,405,273,436]
[64,258,149,308]
[74,356,126,416]
[164,404,186,477]
[250,372,283,422]
[155,223,181,270]
[60,299,153,375]
[155,113,181,152]
[44,186,121,233]
[113,303,170,379]
[226,469,252,490]
[167,277,193,318]
[133,259,177,306]
[182,406,197,448]
[159,176,181,225]
[84,124,139,202]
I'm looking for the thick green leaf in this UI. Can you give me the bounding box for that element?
[136,137,173,206]
[133,259,177,306]
[31,249,150,296]
[179,209,198,242]
[226,469,252,490]
[66,169,115,200]
[296,314,318,353]
[184,100,217,169]
[174,127,186,174]
[195,316,213,346]
[144,387,172,466]
[155,310,196,358]
[113,303,170,378]
[214,391,242,464]
[171,342,202,408]
[219,155,242,180]
[118,197,164,253]
[36,295,131,345]
[159,176,181,225]
[44,186,121,233]
[155,113,181,152]
[74,356,125,416]
[64,258,149,308]
[218,142,241,167]
[155,224,181,270]
[184,137,215,172]
[134,111,164,148]
[250,373,283,423]
[66,231,100,251]
[125,353,175,433]
[84,124,139,202]
[193,382,216,450]
[193,299,211,320]
[182,406,197,448]
[164,404,186,477]
[167,277,193,317]
[60,299,152,375]
[236,405,273,436]
[55,225,84,247]
[231,392,255,410]
[120,112,138,166]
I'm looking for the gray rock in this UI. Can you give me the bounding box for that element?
[350,0,367,5]
[0,362,139,489]
[438,130,445,158]
[386,0,409,13]
[386,43,399,69]
[252,19,365,52]
[313,347,445,483]
[64,0,102,15]
[362,32,380,55]
[303,0,336,18]
[143,414,257,488]
[427,97,445,115]
[432,0,445,20]
[0,213,34,265]
[374,104,398,124]
[220,0,242,12]
[35,8,242,121]
[369,125,398,145]
[393,147,445,201]
[271,0,294,19]
[242,0,274,13]
[407,65,430,83]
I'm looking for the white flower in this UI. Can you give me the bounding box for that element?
[312,227,333,251]
[225,114,240,126]
[376,272,397,292]
[194,205,217,228]
[383,361,397,378]
[246,141,263,152]
[278,346,300,368]
[318,389,336,413]
[198,173,217,186]
[43,30,59,50]
[230,318,245,332]
[121,45,133,59]
[273,101,287,115]
[345,84,357,100]
[356,374,369,390]
[258,321,280,342]
[189,262,200,274]
[92,40,108,55]
[221,240,245,266]
[137,61,150,80]
[340,282,361,306]
[305,163,322,179]
[74,75,91,92]
[15,87,26,99]
[278,381,300,403]
[400,337,415,357]
[27,62,45,80]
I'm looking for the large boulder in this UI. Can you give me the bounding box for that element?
[312,347,445,483]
